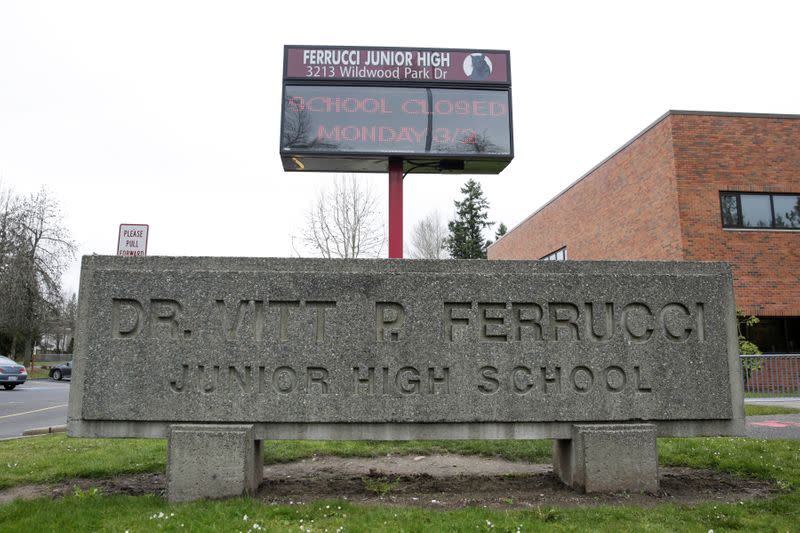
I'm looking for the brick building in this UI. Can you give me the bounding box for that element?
[489,111,800,353]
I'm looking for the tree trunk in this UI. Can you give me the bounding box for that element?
[22,334,33,366]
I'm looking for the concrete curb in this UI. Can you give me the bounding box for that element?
[22,425,66,436]
[745,399,800,409]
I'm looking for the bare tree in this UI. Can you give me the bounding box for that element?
[0,185,20,267]
[282,97,338,151]
[63,291,77,352]
[407,210,449,259]
[0,186,76,363]
[42,290,77,353]
[0,184,25,357]
[302,175,385,258]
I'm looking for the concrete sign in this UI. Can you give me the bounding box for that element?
[69,257,744,499]
[117,224,149,256]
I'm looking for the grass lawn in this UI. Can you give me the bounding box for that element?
[1,426,799,531]
[26,361,70,379]
[744,404,800,416]
[27,367,52,379]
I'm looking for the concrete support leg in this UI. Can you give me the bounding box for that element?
[167,424,263,502]
[553,423,658,493]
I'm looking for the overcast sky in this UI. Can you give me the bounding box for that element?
[1,1,798,294]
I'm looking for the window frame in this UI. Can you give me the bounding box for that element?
[540,246,567,261]
[719,191,800,230]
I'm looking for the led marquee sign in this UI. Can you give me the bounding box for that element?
[281,45,513,173]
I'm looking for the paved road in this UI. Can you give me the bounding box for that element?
[746,414,800,440]
[0,379,70,439]
[744,399,800,440]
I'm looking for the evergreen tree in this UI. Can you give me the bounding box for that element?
[486,222,508,249]
[445,179,493,259]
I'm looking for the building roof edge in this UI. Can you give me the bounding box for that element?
[489,109,800,251]
[668,109,800,120]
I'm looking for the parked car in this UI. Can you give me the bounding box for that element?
[0,355,28,390]
[49,361,72,381]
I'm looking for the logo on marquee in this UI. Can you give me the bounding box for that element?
[463,53,493,80]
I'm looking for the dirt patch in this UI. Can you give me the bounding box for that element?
[0,472,164,504]
[258,455,779,509]
[0,455,780,509]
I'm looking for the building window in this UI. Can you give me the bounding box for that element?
[743,316,800,354]
[541,247,567,261]
[720,192,800,229]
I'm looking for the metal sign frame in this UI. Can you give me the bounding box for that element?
[280,45,514,174]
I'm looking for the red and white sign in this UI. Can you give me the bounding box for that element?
[284,46,511,85]
[117,224,149,256]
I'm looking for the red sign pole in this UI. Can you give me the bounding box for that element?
[388,159,403,258]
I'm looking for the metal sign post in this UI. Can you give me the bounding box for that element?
[388,159,403,258]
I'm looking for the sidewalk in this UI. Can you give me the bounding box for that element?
[745,398,800,409]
